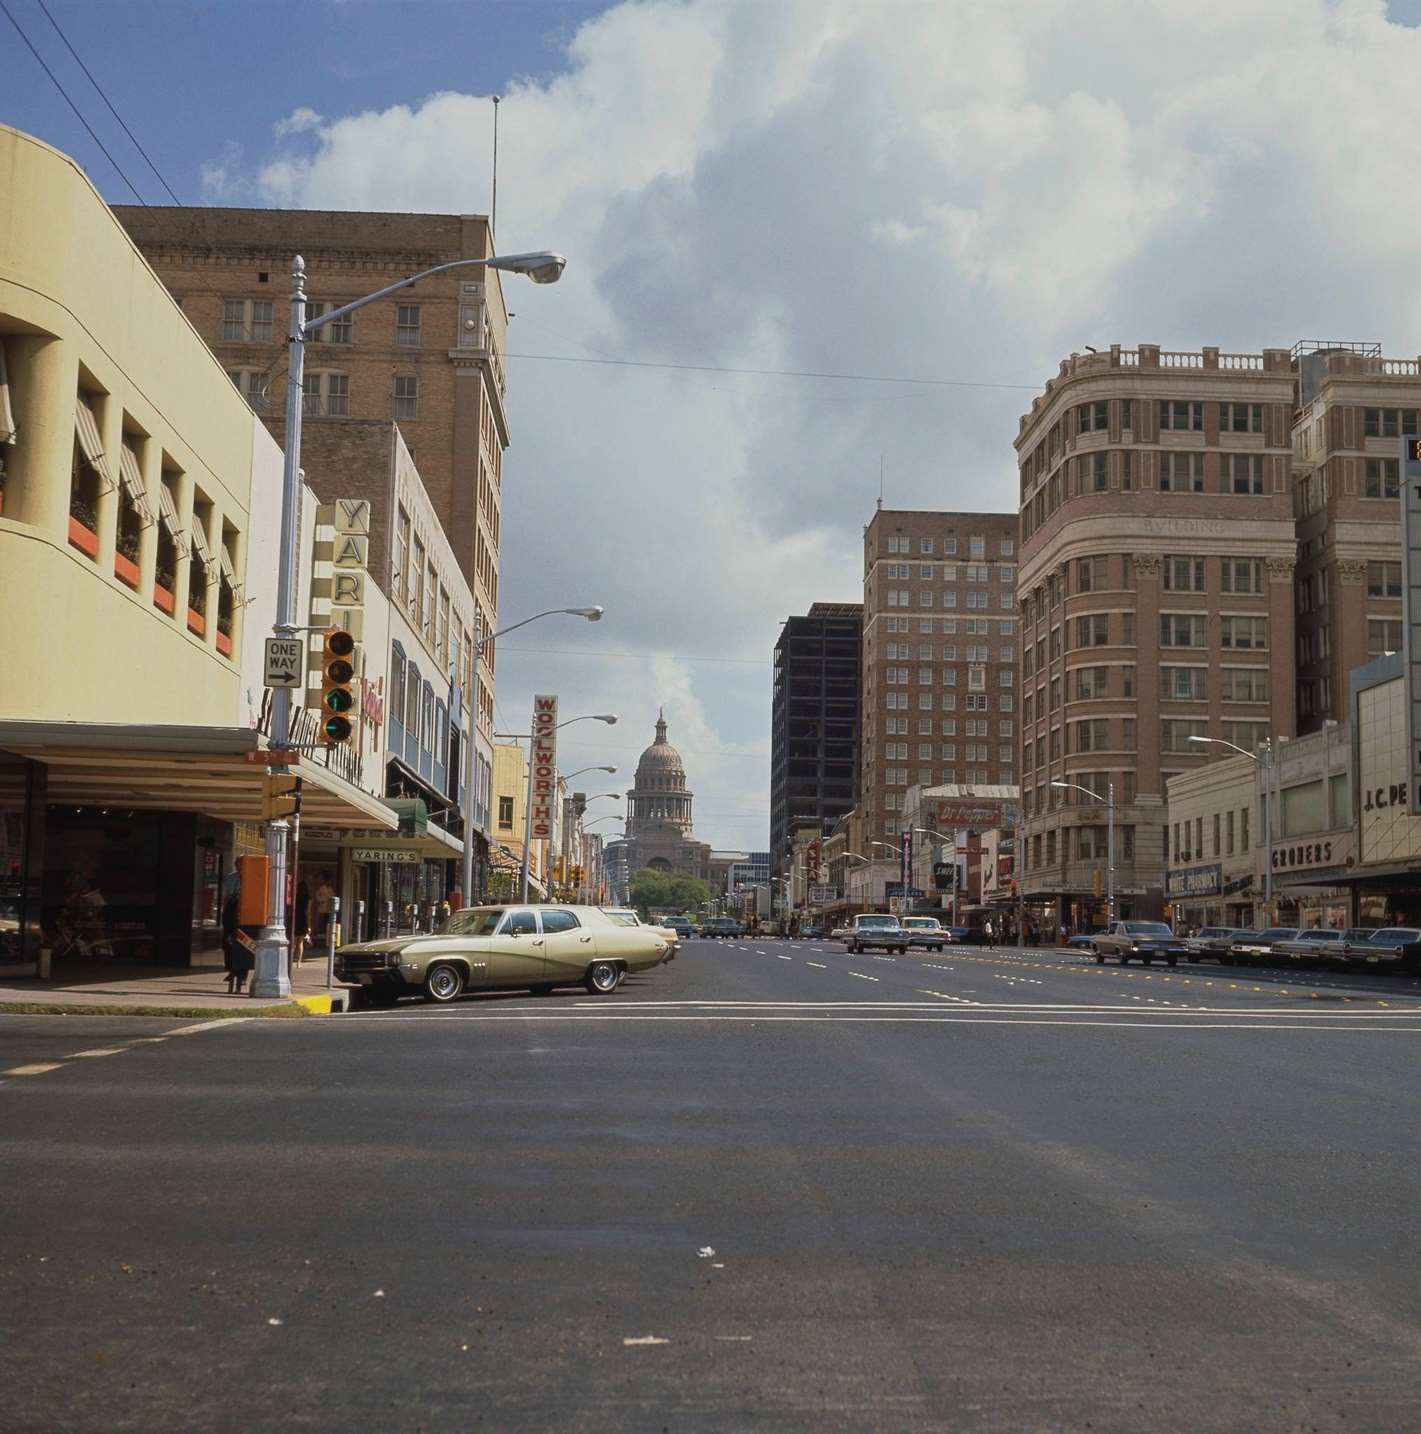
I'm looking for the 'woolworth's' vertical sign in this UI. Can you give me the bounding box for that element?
[530,695,559,843]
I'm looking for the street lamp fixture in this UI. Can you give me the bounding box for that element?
[1051,779,1115,926]
[253,246,568,998]
[563,765,617,782]
[1188,734,1275,919]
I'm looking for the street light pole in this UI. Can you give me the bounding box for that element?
[1188,734,1274,925]
[250,248,567,998]
[1049,781,1113,927]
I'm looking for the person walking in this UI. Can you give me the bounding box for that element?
[292,878,310,967]
[221,875,253,994]
[315,873,335,943]
[984,918,996,949]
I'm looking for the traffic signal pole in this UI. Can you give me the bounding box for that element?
[250,257,309,999]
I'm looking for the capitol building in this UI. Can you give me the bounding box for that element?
[604,711,716,890]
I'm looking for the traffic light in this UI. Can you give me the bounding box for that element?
[261,772,301,821]
[319,628,356,744]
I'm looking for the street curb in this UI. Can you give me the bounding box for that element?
[0,1001,314,1019]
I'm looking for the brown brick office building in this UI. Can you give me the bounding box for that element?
[1014,345,1299,927]
[860,508,1019,868]
[1291,343,1420,731]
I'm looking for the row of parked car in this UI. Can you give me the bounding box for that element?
[1184,925,1421,973]
[1071,921,1421,973]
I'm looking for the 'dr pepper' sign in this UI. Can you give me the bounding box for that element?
[530,694,559,841]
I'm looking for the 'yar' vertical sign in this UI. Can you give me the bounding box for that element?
[530,695,559,842]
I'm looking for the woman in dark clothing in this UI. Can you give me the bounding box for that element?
[293,880,311,967]
[221,884,254,993]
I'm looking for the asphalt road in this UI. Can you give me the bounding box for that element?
[5,940,1421,1432]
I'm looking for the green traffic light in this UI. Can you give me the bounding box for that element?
[323,715,352,742]
[324,687,354,713]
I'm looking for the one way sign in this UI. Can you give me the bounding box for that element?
[263,635,305,689]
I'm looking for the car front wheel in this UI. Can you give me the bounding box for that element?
[585,960,621,994]
[423,963,464,1004]
[1094,949,1104,963]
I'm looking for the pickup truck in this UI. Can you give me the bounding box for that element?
[1091,920,1187,967]
[844,913,909,954]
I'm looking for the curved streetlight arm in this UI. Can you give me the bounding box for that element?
[1187,735,1257,762]
[914,828,957,845]
[476,607,603,657]
[304,252,566,336]
[1050,780,1105,804]
[563,766,617,782]
[843,852,872,864]
[582,815,622,830]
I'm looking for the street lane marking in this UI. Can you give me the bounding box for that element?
[806,962,827,969]
[848,972,880,982]
[168,1018,251,1036]
[776,955,793,961]
[4,1063,65,1076]
[67,1048,127,1059]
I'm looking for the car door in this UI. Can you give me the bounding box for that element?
[483,907,547,986]
[538,908,595,984]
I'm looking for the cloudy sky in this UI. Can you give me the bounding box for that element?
[10,0,1421,850]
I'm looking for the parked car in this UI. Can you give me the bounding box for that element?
[1271,928,1342,966]
[1315,926,1384,968]
[901,916,949,950]
[335,904,669,1005]
[701,917,743,939]
[844,913,908,954]
[1347,927,1421,973]
[1227,928,1298,968]
[1065,933,1098,952]
[663,916,694,941]
[1184,927,1248,964]
[797,925,824,939]
[602,907,680,957]
[1091,921,1187,966]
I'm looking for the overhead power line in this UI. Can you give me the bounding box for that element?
[503,351,1042,392]
[36,0,182,204]
[1,0,146,204]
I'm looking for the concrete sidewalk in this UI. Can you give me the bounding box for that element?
[0,957,345,1016]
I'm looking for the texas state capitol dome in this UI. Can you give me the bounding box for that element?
[611,710,713,880]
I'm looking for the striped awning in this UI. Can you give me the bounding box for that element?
[157,483,188,556]
[219,542,244,604]
[74,398,116,490]
[0,338,16,445]
[117,443,154,525]
[189,515,212,566]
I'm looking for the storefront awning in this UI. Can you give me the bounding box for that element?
[0,721,397,831]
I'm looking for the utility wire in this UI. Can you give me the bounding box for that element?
[1,0,146,204]
[35,0,181,204]
[503,351,1042,392]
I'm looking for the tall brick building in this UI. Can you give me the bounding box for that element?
[861,509,1018,848]
[1015,344,1298,927]
[1291,343,1418,731]
[113,205,508,746]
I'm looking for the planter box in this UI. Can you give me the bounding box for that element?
[187,608,206,637]
[153,583,175,616]
[216,630,233,657]
[68,516,98,558]
[113,551,141,589]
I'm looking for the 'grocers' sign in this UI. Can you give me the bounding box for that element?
[530,695,559,841]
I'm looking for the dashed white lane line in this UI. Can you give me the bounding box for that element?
[67,1047,128,1059]
[872,956,897,962]
[167,1018,251,1036]
[4,1063,65,1077]
[848,972,880,982]
[776,954,793,961]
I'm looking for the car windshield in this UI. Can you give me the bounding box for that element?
[1261,929,1297,941]
[859,916,899,928]
[1197,928,1228,937]
[1124,922,1172,936]
[1375,929,1421,942]
[904,919,939,929]
[1341,928,1374,941]
[1298,930,1340,942]
[443,907,505,937]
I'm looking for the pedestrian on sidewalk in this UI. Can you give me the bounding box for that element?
[985,918,996,949]
[292,879,310,967]
[220,879,252,993]
[315,872,335,942]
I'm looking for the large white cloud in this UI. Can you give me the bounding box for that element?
[222,0,1421,851]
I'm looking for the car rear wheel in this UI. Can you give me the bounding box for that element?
[585,960,621,995]
[1094,950,1104,964]
[369,984,401,1008]
[424,963,464,1004]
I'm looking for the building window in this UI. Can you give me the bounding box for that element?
[1074,719,1109,753]
[1367,561,1402,598]
[1226,403,1263,433]
[394,375,419,421]
[920,537,934,554]
[1120,449,1133,491]
[1365,459,1400,499]
[1220,616,1267,650]
[1163,556,1205,592]
[303,371,349,416]
[1163,666,1206,700]
[1219,668,1268,703]
[222,299,273,343]
[1160,613,1205,648]
[1159,400,1203,431]
[1364,407,1420,439]
[1075,666,1108,700]
[1160,452,1204,492]
[307,301,353,344]
[498,795,514,829]
[1161,718,1206,752]
[1368,618,1403,655]
[1221,558,1262,594]
[1077,556,1107,592]
[1222,721,1269,752]
[1077,400,1107,433]
[1076,614,1110,647]
[396,304,422,346]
